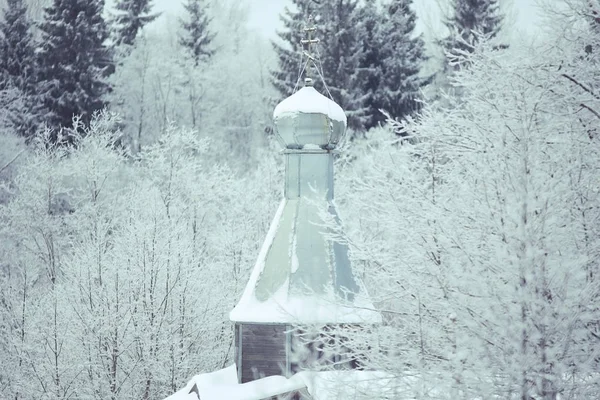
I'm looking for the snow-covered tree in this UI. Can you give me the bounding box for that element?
[109,29,178,152]
[109,0,160,47]
[179,0,215,66]
[313,0,367,132]
[370,0,428,128]
[0,127,83,399]
[37,0,112,136]
[271,0,312,98]
[110,3,274,166]
[0,0,44,136]
[0,111,280,399]
[0,0,35,90]
[442,0,503,70]
[355,0,382,130]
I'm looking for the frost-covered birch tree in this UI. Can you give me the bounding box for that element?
[110,0,274,165]
[0,112,280,399]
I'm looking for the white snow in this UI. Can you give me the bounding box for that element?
[199,374,307,400]
[164,365,238,400]
[230,198,286,319]
[290,224,299,274]
[164,367,401,400]
[164,389,198,400]
[302,143,323,150]
[273,86,347,124]
[163,365,306,400]
[230,284,380,324]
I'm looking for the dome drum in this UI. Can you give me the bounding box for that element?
[274,112,346,150]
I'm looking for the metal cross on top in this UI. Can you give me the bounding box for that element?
[300,15,320,85]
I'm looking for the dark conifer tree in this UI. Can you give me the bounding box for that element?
[376,0,428,126]
[0,0,45,137]
[272,0,367,132]
[179,0,215,66]
[110,0,160,46]
[443,0,503,68]
[271,0,312,99]
[37,0,112,136]
[321,0,367,131]
[356,0,384,129]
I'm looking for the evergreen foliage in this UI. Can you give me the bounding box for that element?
[443,0,503,68]
[179,0,215,66]
[272,0,368,132]
[110,0,160,46]
[37,0,112,137]
[271,1,310,99]
[355,0,383,130]
[320,0,366,131]
[0,0,34,89]
[360,0,428,129]
[273,0,427,132]
[0,0,45,137]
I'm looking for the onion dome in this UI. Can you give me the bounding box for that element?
[273,80,347,150]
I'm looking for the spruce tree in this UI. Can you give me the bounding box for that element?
[0,0,45,137]
[443,0,503,68]
[110,0,160,46]
[37,0,112,135]
[272,0,367,132]
[321,0,367,131]
[356,0,384,129]
[376,0,428,126]
[179,0,215,66]
[271,0,316,98]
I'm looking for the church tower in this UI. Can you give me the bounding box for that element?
[229,17,379,385]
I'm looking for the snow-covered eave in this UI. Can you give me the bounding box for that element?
[230,292,382,325]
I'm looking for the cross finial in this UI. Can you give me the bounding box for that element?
[300,15,319,86]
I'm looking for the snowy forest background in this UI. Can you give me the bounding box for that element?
[0,0,599,399]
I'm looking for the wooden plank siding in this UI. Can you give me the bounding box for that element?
[238,323,288,383]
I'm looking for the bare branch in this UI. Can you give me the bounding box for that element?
[579,102,600,120]
[0,149,25,175]
[561,73,600,100]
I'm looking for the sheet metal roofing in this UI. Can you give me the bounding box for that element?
[229,199,379,324]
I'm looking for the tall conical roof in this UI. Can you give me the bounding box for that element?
[229,199,378,324]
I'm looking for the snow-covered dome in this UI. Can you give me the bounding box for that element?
[273,83,347,150]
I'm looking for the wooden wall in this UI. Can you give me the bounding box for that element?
[236,323,289,384]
